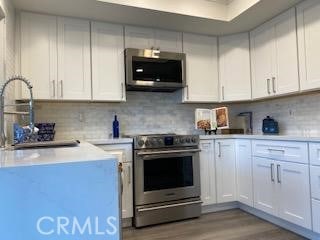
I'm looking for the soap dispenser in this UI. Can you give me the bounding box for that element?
[113,115,120,138]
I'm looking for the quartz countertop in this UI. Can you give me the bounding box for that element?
[0,142,116,168]
[88,138,133,145]
[200,134,320,142]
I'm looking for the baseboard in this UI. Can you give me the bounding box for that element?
[122,218,132,228]
[202,202,238,214]
[239,203,320,240]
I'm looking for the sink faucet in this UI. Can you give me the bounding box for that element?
[0,76,35,148]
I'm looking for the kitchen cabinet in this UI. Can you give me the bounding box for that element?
[250,8,299,99]
[235,140,253,207]
[219,33,251,102]
[311,166,320,201]
[312,199,320,234]
[215,139,236,203]
[183,33,219,102]
[91,22,125,101]
[125,26,182,52]
[20,12,57,99]
[57,17,91,100]
[309,143,320,166]
[297,0,320,91]
[253,156,311,229]
[97,144,133,219]
[199,140,217,206]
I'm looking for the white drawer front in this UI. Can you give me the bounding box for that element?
[310,143,320,166]
[311,166,320,200]
[312,199,320,234]
[252,140,308,164]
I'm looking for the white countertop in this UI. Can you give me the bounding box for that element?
[200,134,320,142]
[0,142,117,168]
[88,138,133,145]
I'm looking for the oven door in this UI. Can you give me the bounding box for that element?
[134,148,201,206]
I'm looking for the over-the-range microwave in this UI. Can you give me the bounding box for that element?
[125,48,186,92]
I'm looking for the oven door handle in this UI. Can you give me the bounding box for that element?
[137,149,201,156]
[137,200,203,213]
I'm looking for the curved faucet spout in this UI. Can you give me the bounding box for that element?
[0,76,34,148]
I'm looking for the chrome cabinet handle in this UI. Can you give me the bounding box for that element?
[218,142,221,158]
[137,200,203,212]
[51,80,56,98]
[272,77,276,93]
[127,165,131,185]
[270,163,275,182]
[222,86,225,100]
[121,83,124,100]
[267,79,271,94]
[118,163,123,194]
[59,80,63,98]
[277,164,281,183]
[186,85,189,100]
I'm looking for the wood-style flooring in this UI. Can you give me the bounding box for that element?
[123,209,307,240]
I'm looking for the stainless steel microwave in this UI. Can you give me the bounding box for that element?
[125,48,186,92]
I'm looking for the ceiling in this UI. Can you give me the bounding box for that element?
[12,0,303,35]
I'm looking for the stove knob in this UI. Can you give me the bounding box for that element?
[191,137,197,143]
[151,139,158,146]
[180,138,186,144]
[158,139,164,145]
[174,138,180,144]
[186,137,191,143]
[145,140,151,147]
[138,140,145,147]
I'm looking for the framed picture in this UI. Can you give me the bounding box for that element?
[215,107,229,129]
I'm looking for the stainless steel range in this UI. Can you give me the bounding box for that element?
[132,134,202,228]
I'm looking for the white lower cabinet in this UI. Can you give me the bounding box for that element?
[215,140,236,203]
[312,199,320,234]
[236,140,253,207]
[199,140,216,206]
[96,144,133,219]
[253,156,312,229]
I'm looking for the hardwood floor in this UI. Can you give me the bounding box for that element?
[123,209,307,240]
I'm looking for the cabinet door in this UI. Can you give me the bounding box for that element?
[199,140,216,206]
[236,140,253,207]
[312,199,320,234]
[277,161,311,229]
[215,140,236,203]
[154,29,182,52]
[20,12,57,99]
[122,162,133,219]
[253,157,277,216]
[91,22,125,101]
[219,33,251,102]
[124,26,154,49]
[272,8,299,95]
[310,166,320,201]
[250,24,273,99]
[297,0,320,91]
[57,17,91,100]
[183,33,219,102]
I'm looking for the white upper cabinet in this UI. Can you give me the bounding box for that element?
[297,0,320,91]
[57,17,91,100]
[20,12,57,100]
[215,139,236,203]
[235,140,253,207]
[183,33,219,102]
[219,33,251,102]
[91,22,125,102]
[250,8,299,99]
[199,140,217,206]
[125,26,182,52]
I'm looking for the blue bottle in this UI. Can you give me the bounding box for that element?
[113,115,120,138]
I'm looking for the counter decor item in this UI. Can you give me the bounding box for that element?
[262,116,279,134]
[113,115,120,138]
[35,123,56,141]
[195,107,229,134]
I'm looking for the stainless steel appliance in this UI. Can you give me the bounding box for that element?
[125,48,186,92]
[132,134,201,227]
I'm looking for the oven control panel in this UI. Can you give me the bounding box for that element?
[134,135,199,149]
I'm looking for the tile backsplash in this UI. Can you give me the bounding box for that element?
[33,91,320,141]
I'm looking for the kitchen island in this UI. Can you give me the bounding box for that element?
[0,142,121,240]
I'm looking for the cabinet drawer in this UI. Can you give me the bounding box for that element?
[311,166,320,200]
[310,143,320,166]
[252,140,308,164]
[312,199,320,234]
